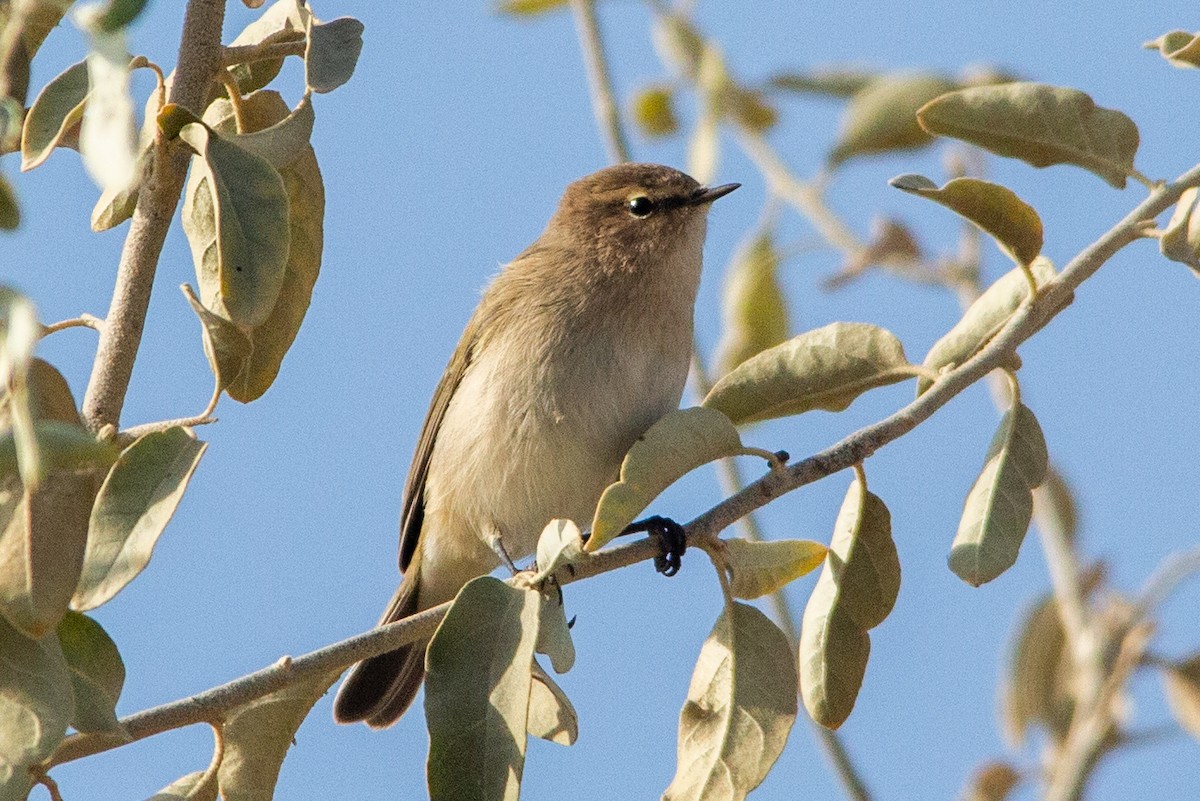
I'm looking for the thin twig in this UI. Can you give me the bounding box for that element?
[117,380,220,444]
[40,314,104,337]
[220,38,306,68]
[569,0,632,164]
[1131,545,1200,623]
[81,0,228,432]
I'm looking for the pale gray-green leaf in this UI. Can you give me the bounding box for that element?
[950,404,1048,586]
[799,480,899,728]
[181,283,251,393]
[57,610,125,734]
[426,577,540,801]
[527,660,577,746]
[0,173,18,230]
[588,407,744,551]
[304,17,363,94]
[890,175,1043,267]
[767,67,878,98]
[227,0,309,94]
[1159,187,1200,275]
[663,602,797,801]
[828,72,957,166]
[532,518,584,584]
[715,230,788,378]
[73,427,207,611]
[1144,31,1200,69]
[0,287,39,488]
[725,538,828,600]
[146,769,218,801]
[20,59,86,171]
[535,591,575,674]
[918,258,1056,395]
[179,121,289,328]
[1162,652,1200,740]
[75,11,137,193]
[217,669,338,801]
[704,322,912,425]
[1001,592,1070,747]
[0,613,72,779]
[917,82,1140,189]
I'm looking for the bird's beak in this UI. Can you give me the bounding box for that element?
[687,182,740,206]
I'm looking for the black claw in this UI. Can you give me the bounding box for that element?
[623,515,686,577]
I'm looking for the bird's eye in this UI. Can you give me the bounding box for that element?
[627,196,656,218]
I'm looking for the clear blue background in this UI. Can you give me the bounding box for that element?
[5,2,1200,799]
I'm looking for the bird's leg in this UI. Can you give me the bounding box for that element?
[483,526,520,576]
[619,515,687,577]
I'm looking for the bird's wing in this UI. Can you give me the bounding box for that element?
[397,313,483,572]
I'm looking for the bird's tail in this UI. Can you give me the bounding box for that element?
[333,570,428,728]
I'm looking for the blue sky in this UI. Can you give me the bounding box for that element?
[6,2,1200,799]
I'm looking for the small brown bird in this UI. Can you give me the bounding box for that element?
[333,163,738,727]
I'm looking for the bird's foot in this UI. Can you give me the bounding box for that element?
[620,515,687,577]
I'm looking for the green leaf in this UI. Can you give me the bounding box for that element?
[304,17,363,94]
[95,0,149,32]
[0,173,18,230]
[226,0,309,95]
[828,72,957,166]
[587,407,745,552]
[498,0,567,14]
[889,175,1043,267]
[425,577,540,801]
[57,610,125,734]
[0,472,95,638]
[1159,187,1200,276]
[715,230,789,377]
[960,761,1021,801]
[0,612,73,779]
[917,82,1141,189]
[1001,592,1070,746]
[179,120,290,328]
[1162,652,1200,740]
[663,602,797,801]
[535,591,574,675]
[767,67,879,98]
[703,322,912,425]
[799,479,899,728]
[200,91,325,402]
[527,660,577,746]
[631,85,678,138]
[1144,31,1200,69]
[724,538,828,600]
[181,283,251,393]
[532,518,584,584]
[19,59,86,171]
[73,427,207,611]
[950,403,1048,586]
[918,258,1056,395]
[217,669,339,801]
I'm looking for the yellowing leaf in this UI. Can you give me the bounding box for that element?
[703,322,912,425]
[20,59,87,171]
[918,258,1056,395]
[715,230,789,377]
[1001,592,1071,747]
[527,660,577,746]
[950,404,1048,587]
[799,479,899,729]
[57,610,126,734]
[828,72,957,166]
[217,669,339,801]
[498,0,567,14]
[1162,652,1200,740]
[304,16,363,94]
[663,602,797,801]
[587,407,744,552]
[890,175,1043,267]
[73,427,207,611]
[631,85,678,138]
[1144,31,1200,69]
[917,82,1140,189]
[0,612,73,781]
[179,121,290,328]
[724,538,827,600]
[425,577,541,801]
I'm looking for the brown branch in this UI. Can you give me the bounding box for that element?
[80,0,228,432]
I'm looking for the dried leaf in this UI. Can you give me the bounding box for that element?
[704,322,912,425]
[724,538,828,600]
[715,230,788,377]
[57,610,125,734]
[950,404,1048,586]
[19,59,86,171]
[73,427,207,611]
[828,72,957,166]
[425,577,540,801]
[960,761,1020,801]
[588,407,745,552]
[1144,31,1200,69]
[663,602,797,801]
[918,258,1056,395]
[799,480,899,728]
[890,175,1043,267]
[917,82,1140,189]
